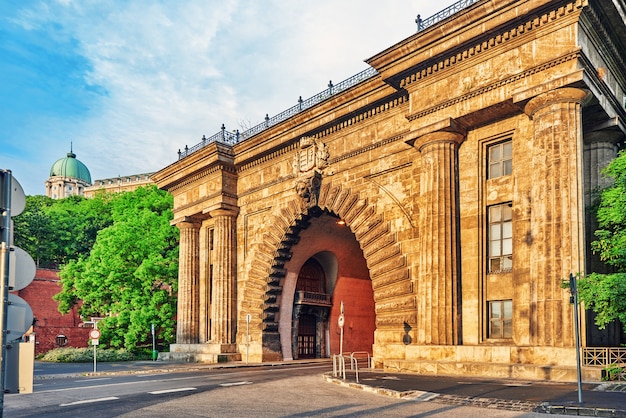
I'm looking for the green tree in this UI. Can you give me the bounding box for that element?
[13,195,56,267]
[46,192,114,265]
[578,149,626,331]
[14,192,114,268]
[55,186,179,351]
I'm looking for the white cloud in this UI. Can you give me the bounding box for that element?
[9,0,456,192]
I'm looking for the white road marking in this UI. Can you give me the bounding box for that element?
[60,396,119,406]
[219,381,253,387]
[75,377,111,382]
[149,387,197,394]
[33,375,201,394]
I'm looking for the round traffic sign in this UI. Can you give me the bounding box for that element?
[6,293,34,338]
[9,246,36,291]
[90,329,101,339]
[338,314,345,328]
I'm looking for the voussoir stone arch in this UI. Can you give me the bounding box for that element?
[241,179,414,357]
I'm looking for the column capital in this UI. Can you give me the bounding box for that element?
[204,203,239,218]
[524,87,592,119]
[171,215,204,228]
[413,131,465,153]
[584,129,624,144]
[407,117,466,152]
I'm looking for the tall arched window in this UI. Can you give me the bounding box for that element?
[296,259,325,293]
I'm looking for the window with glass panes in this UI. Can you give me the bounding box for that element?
[488,141,512,179]
[488,203,512,273]
[489,300,512,339]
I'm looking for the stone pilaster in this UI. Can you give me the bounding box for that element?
[413,130,464,345]
[210,208,238,344]
[176,218,202,344]
[524,87,590,347]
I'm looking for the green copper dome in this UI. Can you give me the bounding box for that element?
[50,151,92,184]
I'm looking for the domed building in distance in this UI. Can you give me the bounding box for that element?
[45,148,92,199]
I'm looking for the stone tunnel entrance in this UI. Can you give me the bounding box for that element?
[278,212,375,360]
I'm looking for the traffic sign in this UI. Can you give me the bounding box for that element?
[1,171,35,402]
[9,246,35,290]
[6,293,34,338]
[0,174,25,216]
[338,314,345,328]
[89,329,101,339]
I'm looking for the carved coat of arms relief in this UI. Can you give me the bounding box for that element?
[293,136,331,207]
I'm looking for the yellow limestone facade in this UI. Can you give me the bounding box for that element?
[153,0,626,381]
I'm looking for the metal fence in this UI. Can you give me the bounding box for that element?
[583,347,626,367]
[416,0,482,31]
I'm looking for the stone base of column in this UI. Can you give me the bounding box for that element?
[159,343,241,363]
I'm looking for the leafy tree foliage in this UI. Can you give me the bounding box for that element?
[14,193,114,268]
[13,195,56,267]
[578,149,626,331]
[55,186,179,351]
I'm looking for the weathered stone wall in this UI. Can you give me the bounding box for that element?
[153,0,626,378]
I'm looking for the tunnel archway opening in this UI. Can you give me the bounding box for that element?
[281,212,375,360]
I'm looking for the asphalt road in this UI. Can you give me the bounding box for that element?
[3,362,567,417]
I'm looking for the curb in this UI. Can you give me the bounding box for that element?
[324,373,539,412]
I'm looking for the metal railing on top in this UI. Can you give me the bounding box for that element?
[416,0,482,31]
[177,67,378,159]
[178,0,482,160]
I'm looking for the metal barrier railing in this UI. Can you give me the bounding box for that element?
[332,354,346,380]
[350,352,371,369]
[333,352,371,384]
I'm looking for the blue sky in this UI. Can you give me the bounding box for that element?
[1,1,455,195]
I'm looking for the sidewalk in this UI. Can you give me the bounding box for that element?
[35,360,626,417]
[324,369,626,417]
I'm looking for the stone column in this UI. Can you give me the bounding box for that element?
[524,87,590,347]
[583,130,622,273]
[176,218,202,344]
[583,129,622,346]
[414,131,464,345]
[210,208,238,345]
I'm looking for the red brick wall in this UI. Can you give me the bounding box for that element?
[329,276,375,355]
[15,269,89,355]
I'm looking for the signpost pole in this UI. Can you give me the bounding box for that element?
[570,273,583,404]
[0,170,13,412]
[246,314,251,365]
[338,301,345,356]
[151,323,156,361]
[90,327,100,373]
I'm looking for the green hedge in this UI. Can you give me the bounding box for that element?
[38,347,145,362]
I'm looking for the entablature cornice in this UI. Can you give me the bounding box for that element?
[580,6,626,92]
[152,141,235,192]
[171,190,238,222]
[167,162,237,194]
[235,90,409,173]
[406,52,581,129]
[394,0,586,91]
[231,77,392,161]
[586,0,626,74]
